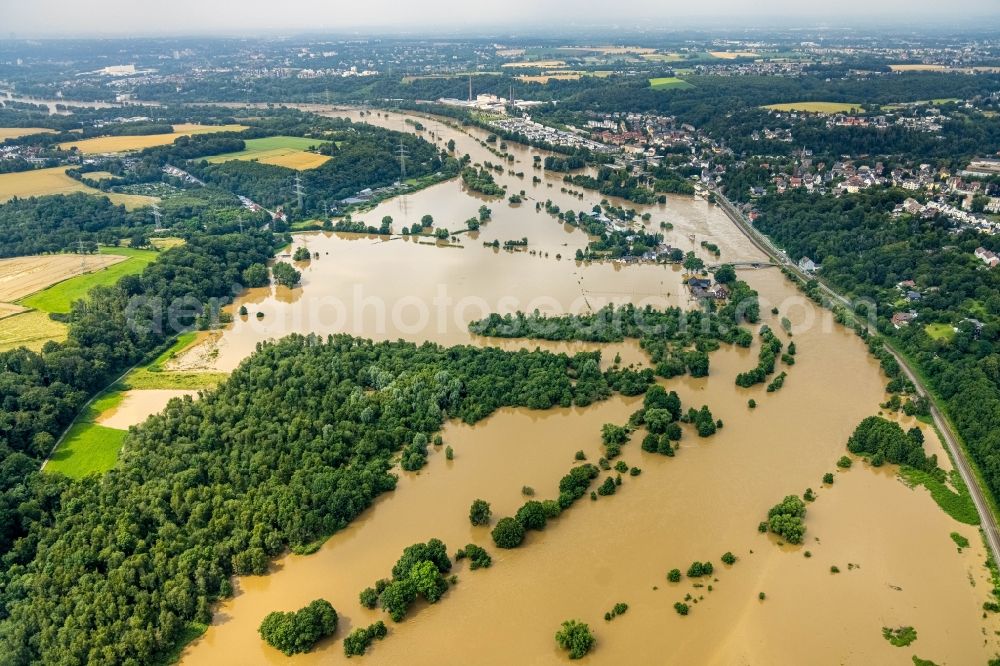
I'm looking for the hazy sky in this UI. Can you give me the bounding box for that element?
[4,0,999,37]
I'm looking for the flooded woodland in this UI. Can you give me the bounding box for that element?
[107,108,995,664]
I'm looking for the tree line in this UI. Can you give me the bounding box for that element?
[0,332,648,664]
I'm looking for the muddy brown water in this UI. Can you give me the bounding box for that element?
[96,389,197,430]
[174,110,995,664]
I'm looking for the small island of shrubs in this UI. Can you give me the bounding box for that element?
[258,599,338,656]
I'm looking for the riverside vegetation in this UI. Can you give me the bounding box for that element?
[0,332,650,663]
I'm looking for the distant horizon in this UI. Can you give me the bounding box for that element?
[3,0,999,39]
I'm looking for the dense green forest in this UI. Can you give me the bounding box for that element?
[469,284,759,380]
[0,231,274,566]
[0,194,148,256]
[0,333,647,664]
[752,188,1000,512]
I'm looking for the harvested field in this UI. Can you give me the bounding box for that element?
[0,127,55,140]
[517,73,583,83]
[57,123,247,154]
[709,51,759,59]
[0,166,93,200]
[0,253,127,302]
[19,247,158,314]
[0,166,158,209]
[104,192,159,209]
[81,171,116,181]
[0,302,27,319]
[502,60,568,68]
[764,101,863,114]
[642,53,685,62]
[0,310,67,351]
[150,237,185,250]
[205,135,331,170]
[889,63,948,71]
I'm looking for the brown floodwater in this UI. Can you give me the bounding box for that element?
[173,107,760,373]
[96,389,198,430]
[178,110,996,664]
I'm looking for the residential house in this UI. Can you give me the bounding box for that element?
[891,311,917,328]
[975,246,999,268]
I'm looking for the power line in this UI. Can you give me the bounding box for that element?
[151,203,163,231]
[397,138,409,182]
[294,174,305,210]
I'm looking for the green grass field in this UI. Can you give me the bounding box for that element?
[19,246,160,314]
[924,322,956,342]
[45,390,127,479]
[46,423,126,479]
[649,77,693,90]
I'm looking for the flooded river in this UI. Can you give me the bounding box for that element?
[176,109,996,664]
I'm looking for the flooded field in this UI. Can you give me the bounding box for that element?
[177,109,995,664]
[95,389,197,430]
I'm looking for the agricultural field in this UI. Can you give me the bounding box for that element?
[0,253,127,303]
[81,170,116,181]
[103,192,160,209]
[19,246,161,314]
[0,127,55,141]
[518,72,582,83]
[519,70,612,83]
[0,310,67,352]
[641,53,685,62]
[649,77,694,90]
[555,46,657,55]
[0,302,27,319]
[501,60,568,68]
[889,63,949,72]
[0,166,158,209]
[150,237,185,250]
[57,123,247,154]
[709,50,759,59]
[0,166,94,200]
[401,72,500,83]
[205,135,331,170]
[763,101,863,113]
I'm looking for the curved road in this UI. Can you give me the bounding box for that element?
[714,191,1000,565]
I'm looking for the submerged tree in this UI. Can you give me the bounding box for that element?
[555,619,595,659]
